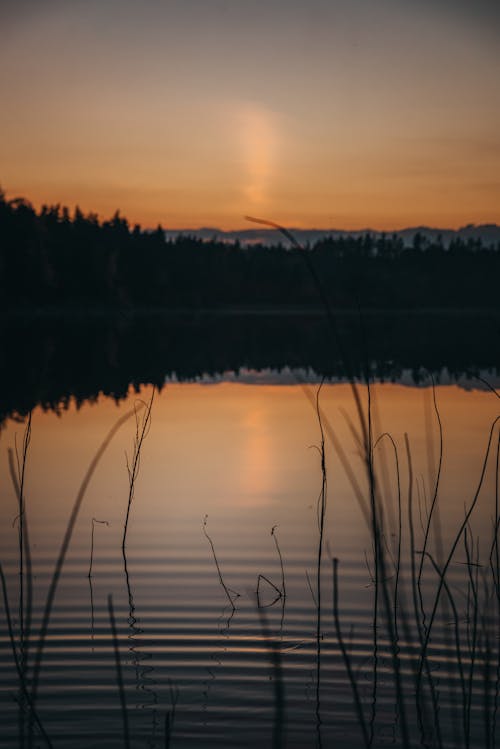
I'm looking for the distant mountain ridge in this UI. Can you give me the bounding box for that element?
[164,223,500,248]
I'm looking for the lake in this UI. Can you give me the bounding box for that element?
[1,361,500,748]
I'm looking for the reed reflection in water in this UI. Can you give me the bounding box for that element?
[0,379,499,748]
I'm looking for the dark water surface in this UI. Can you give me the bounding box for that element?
[1,375,500,748]
[2,309,499,424]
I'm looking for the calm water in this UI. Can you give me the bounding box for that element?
[1,377,500,748]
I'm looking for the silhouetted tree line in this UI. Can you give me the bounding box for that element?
[2,192,499,310]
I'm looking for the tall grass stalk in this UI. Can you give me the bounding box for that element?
[107,594,131,749]
[257,599,285,749]
[373,433,402,640]
[122,388,155,555]
[247,216,412,745]
[88,517,109,578]
[417,376,444,631]
[12,412,32,663]
[313,379,327,745]
[203,515,240,611]
[272,525,287,632]
[332,557,369,748]
[7,414,34,747]
[30,407,137,707]
[245,215,370,458]
[0,561,51,748]
[164,679,179,749]
[405,432,442,748]
[416,416,500,706]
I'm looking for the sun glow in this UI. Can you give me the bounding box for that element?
[239,105,277,207]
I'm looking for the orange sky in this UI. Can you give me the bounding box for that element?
[1,1,499,230]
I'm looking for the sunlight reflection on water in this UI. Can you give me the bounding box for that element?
[1,378,499,747]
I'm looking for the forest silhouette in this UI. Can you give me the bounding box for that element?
[1,191,500,424]
[2,191,500,311]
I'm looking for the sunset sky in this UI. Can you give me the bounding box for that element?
[1,0,499,230]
